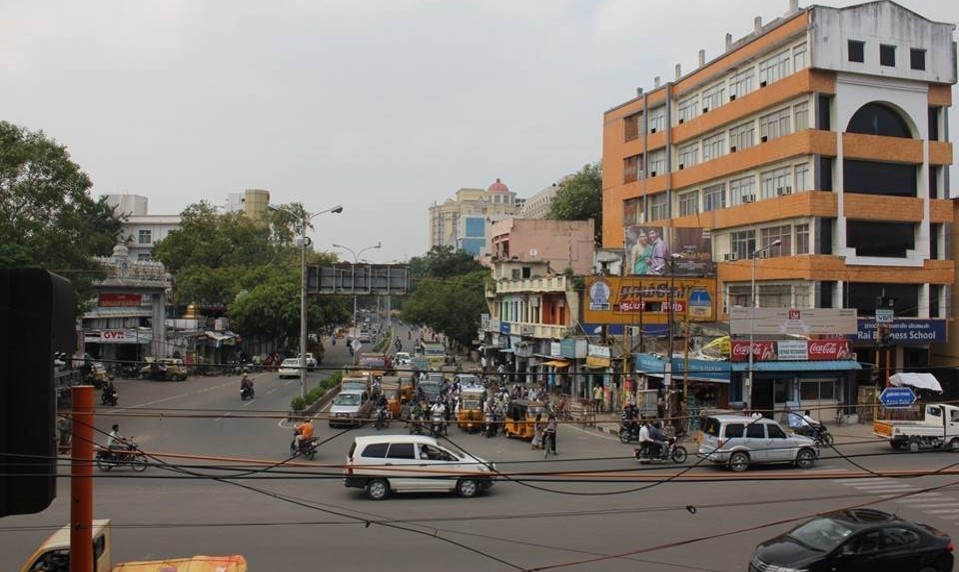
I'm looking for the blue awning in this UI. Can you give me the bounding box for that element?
[730,360,862,372]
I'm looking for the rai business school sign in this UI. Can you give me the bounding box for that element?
[854,319,947,344]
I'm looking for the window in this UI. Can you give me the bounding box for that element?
[793,43,807,71]
[727,284,751,308]
[931,284,941,318]
[818,94,832,130]
[795,224,810,255]
[800,381,835,401]
[760,225,791,256]
[648,106,666,133]
[880,44,896,67]
[843,159,916,197]
[730,176,755,205]
[729,121,755,151]
[624,154,642,184]
[702,82,725,112]
[746,424,765,439]
[760,108,791,142]
[138,230,152,244]
[848,40,865,63]
[761,167,791,199]
[723,423,745,439]
[137,253,152,261]
[911,48,926,71]
[883,528,920,549]
[678,96,700,123]
[795,163,810,192]
[759,50,790,85]
[847,103,912,138]
[759,284,792,307]
[793,102,809,131]
[647,150,666,176]
[679,191,699,216]
[729,68,755,99]
[386,443,415,459]
[847,221,914,257]
[701,132,725,162]
[649,193,668,221]
[362,443,388,458]
[623,198,641,225]
[624,112,641,142]
[794,283,811,307]
[677,142,699,169]
[731,230,756,260]
[703,184,726,212]
[929,107,941,141]
[767,424,786,439]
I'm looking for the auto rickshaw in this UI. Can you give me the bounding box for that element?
[457,386,486,432]
[503,399,547,440]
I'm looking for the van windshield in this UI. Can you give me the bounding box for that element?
[335,393,362,406]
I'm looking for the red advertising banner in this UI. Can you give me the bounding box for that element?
[731,340,854,362]
[98,293,142,307]
[730,340,777,362]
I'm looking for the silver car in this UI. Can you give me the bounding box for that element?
[698,414,818,472]
[329,389,373,428]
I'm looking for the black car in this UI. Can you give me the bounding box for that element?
[751,508,953,572]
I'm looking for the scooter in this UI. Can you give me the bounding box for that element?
[635,437,688,464]
[289,431,318,461]
[430,411,446,437]
[100,387,118,407]
[618,422,640,444]
[483,412,499,438]
[240,384,255,401]
[96,440,147,472]
[374,406,391,430]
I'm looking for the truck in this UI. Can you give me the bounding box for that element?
[19,519,247,572]
[873,403,959,452]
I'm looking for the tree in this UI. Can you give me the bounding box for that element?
[408,245,484,279]
[0,121,123,309]
[401,269,487,348]
[548,162,602,243]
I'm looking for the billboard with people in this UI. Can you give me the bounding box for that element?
[625,226,712,277]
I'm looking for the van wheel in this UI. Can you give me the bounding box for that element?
[890,440,903,450]
[908,439,920,453]
[796,448,816,469]
[456,479,479,498]
[728,451,750,472]
[365,479,390,500]
[949,439,959,452]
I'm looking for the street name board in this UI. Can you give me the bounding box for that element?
[879,387,917,409]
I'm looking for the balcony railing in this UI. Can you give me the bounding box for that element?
[489,321,574,340]
[495,276,569,294]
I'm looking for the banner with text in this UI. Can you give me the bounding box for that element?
[729,307,858,336]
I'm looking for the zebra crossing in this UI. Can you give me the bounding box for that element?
[831,475,959,521]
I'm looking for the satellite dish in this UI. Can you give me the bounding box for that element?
[529,248,538,257]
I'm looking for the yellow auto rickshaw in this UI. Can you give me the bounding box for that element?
[503,399,547,440]
[457,387,486,432]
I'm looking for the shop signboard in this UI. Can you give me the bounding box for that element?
[776,340,809,361]
[586,344,611,368]
[583,276,716,325]
[854,319,946,345]
[500,321,511,335]
[624,226,712,277]
[98,293,142,307]
[730,340,778,362]
[550,341,562,357]
[731,339,854,362]
[729,307,858,336]
[807,340,854,360]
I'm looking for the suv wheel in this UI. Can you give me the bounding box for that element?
[728,451,750,472]
[456,479,479,498]
[365,479,390,500]
[796,448,816,469]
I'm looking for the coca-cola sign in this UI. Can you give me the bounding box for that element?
[731,340,777,362]
[806,340,853,360]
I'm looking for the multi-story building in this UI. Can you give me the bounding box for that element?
[601,0,955,413]
[427,179,520,257]
[487,218,596,276]
[519,180,565,219]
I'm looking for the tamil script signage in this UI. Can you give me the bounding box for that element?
[730,340,854,362]
[729,308,858,336]
[98,293,142,307]
[583,276,717,325]
[854,319,947,345]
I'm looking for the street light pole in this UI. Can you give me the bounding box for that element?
[270,204,343,400]
[746,238,781,411]
[332,242,382,349]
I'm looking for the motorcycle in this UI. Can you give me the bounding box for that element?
[618,421,640,444]
[96,441,147,472]
[796,422,834,447]
[240,384,255,401]
[430,411,446,437]
[409,411,427,435]
[483,412,499,438]
[374,406,391,430]
[635,437,688,464]
[100,387,118,407]
[289,432,318,461]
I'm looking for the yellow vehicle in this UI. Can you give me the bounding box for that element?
[503,399,547,440]
[357,353,388,379]
[457,387,487,432]
[112,556,247,571]
[139,357,188,381]
[20,519,112,572]
[420,342,446,369]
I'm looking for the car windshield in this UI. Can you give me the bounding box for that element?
[334,393,362,406]
[787,518,854,552]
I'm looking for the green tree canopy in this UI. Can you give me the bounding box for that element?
[408,245,484,279]
[548,162,602,243]
[0,120,122,308]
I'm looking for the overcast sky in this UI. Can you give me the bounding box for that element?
[2,0,955,262]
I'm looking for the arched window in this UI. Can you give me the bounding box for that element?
[846,103,912,138]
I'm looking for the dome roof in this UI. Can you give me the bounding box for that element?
[487,178,509,193]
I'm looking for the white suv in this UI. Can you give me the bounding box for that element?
[698,414,818,472]
[344,435,495,500]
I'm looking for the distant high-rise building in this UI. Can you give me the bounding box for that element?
[427,178,520,257]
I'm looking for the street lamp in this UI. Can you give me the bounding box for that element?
[332,242,382,349]
[269,203,343,400]
[745,238,781,410]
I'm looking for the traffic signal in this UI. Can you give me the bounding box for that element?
[0,269,76,517]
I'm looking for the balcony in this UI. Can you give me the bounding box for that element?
[495,276,570,294]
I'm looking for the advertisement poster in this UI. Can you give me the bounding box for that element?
[625,226,713,277]
[625,226,668,276]
[583,276,717,325]
[671,227,714,276]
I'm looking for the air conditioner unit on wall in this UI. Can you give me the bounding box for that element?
[730,94,737,101]
[730,145,737,152]
[724,253,739,261]
[743,194,756,203]
[777,186,792,196]
[702,107,709,113]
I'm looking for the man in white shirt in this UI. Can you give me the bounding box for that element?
[638,420,652,457]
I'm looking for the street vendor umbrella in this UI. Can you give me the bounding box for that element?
[889,372,943,393]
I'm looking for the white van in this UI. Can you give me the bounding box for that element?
[344,435,495,500]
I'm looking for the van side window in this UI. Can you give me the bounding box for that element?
[767,424,786,439]
[746,424,766,439]
[724,423,745,438]
[93,534,106,559]
[927,406,942,418]
[386,443,415,459]
[362,443,389,458]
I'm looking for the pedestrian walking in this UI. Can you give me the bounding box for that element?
[593,384,604,414]
[544,413,557,457]
[531,413,544,449]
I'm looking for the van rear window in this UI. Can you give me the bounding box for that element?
[362,443,388,458]
[702,417,721,437]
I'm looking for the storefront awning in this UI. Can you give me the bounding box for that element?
[730,360,862,372]
[890,373,942,392]
[542,360,570,368]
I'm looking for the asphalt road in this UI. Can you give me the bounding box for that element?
[4,329,959,571]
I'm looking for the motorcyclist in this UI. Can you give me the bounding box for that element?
[240,373,254,397]
[430,400,447,435]
[106,423,130,452]
[294,419,314,452]
[621,401,640,438]
[103,381,118,404]
[411,399,426,431]
[637,420,653,458]
[648,421,668,458]
[791,409,821,438]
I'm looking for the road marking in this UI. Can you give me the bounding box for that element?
[242,399,255,406]
[215,412,232,423]
[925,508,959,514]
[896,502,952,508]
[130,380,235,408]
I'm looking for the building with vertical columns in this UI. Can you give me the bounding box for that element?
[427,179,521,257]
[601,0,955,410]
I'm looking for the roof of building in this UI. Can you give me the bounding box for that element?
[487,178,509,193]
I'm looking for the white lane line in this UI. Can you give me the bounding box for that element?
[897,502,954,508]
[242,399,255,407]
[215,412,232,423]
[130,380,235,408]
[853,485,917,491]
[925,508,959,514]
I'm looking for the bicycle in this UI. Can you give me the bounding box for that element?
[543,431,556,458]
